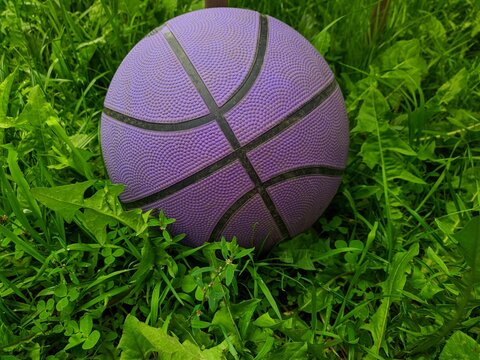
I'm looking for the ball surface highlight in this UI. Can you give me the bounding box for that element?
[101,8,349,250]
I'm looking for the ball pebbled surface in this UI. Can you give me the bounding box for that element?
[143,161,255,247]
[246,87,349,182]
[167,9,259,107]
[101,114,233,202]
[224,15,334,145]
[267,175,342,236]
[104,29,209,123]
[220,194,282,249]
[101,8,350,250]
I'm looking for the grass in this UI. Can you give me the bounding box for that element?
[0,0,479,358]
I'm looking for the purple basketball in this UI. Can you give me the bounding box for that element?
[101,8,349,250]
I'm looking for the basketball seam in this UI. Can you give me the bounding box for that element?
[210,167,342,241]
[102,14,267,131]
[210,191,274,251]
[220,15,268,112]
[209,188,258,244]
[123,81,342,209]
[236,151,289,237]
[162,17,291,239]
[262,166,344,188]
[242,80,339,152]
[103,107,216,131]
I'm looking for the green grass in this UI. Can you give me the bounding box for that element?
[0,0,479,359]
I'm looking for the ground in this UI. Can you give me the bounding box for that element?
[0,0,479,359]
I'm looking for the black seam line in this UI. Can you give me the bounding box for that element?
[123,79,341,210]
[242,79,339,153]
[124,153,239,209]
[103,15,267,132]
[209,188,258,243]
[163,18,289,238]
[102,107,216,131]
[164,30,241,149]
[163,30,219,113]
[209,166,344,242]
[220,14,268,113]
[237,152,290,237]
[262,166,343,188]
[215,115,241,150]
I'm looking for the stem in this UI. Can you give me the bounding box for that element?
[205,0,228,8]
[369,0,391,43]
[419,123,480,141]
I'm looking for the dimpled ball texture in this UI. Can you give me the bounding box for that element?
[101,8,349,251]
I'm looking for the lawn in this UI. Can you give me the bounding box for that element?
[0,0,479,359]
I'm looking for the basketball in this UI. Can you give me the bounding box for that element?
[100,8,349,250]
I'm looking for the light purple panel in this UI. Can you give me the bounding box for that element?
[144,161,255,247]
[220,194,282,249]
[247,87,349,182]
[167,9,259,107]
[268,175,342,236]
[225,16,334,145]
[104,30,209,123]
[100,114,232,202]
